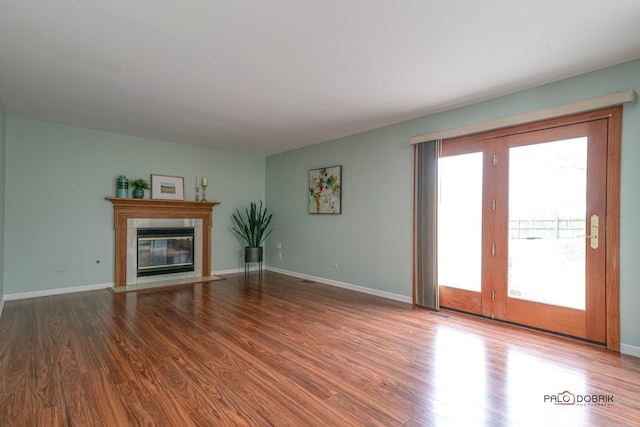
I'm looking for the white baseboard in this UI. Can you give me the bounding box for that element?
[4,282,113,301]
[213,266,263,275]
[3,266,265,301]
[0,296,4,320]
[621,343,640,358]
[265,266,412,304]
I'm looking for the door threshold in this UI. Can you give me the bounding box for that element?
[439,306,607,350]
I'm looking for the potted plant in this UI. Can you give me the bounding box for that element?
[230,201,273,262]
[130,178,150,199]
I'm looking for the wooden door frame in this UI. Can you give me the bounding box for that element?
[414,106,621,351]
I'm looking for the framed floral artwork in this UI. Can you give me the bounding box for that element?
[308,166,341,214]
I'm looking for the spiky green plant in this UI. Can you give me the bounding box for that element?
[130,178,150,190]
[230,201,273,247]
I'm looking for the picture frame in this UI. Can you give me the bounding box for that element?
[151,174,185,200]
[308,166,342,214]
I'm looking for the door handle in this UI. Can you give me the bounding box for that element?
[585,214,599,249]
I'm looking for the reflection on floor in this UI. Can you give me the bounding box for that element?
[1,270,638,426]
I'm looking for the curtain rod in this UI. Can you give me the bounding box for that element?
[410,89,637,145]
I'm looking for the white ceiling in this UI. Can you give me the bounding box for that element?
[1,1,639,156]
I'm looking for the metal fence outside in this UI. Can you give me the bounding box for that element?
[509,218,585,239]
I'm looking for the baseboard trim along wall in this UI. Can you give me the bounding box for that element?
[2,268,259,301]
[213,266,261,276]
[1,268,410,305]
[3,282,113,301]
[265,266,413,304]
[620,344,640,358]
[0,297,5,320]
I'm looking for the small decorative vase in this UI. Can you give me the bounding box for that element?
[132,188,144,199]
[116,175,129,198]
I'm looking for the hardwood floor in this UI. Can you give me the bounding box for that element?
[1,271,639,426]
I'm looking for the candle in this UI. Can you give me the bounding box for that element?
[196,176,199,189]
[202,177,208,186]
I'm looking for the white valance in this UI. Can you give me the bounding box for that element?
[410,90,637,145]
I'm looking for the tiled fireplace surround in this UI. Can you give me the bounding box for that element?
[126,218,202,285]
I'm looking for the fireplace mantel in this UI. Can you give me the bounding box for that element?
[106,198,220,287]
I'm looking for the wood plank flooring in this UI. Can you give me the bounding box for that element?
[1,271,639,426]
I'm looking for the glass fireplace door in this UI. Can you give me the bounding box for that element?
[137,228,195,277]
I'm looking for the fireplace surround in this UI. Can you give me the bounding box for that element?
[127,219,200,285]
[107,198,219,288]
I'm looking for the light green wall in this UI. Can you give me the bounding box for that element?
[4,118,265,294]
[266,125,413,296]
[266,59,640,348]
[0,96,6,299]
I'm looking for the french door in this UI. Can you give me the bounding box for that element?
[438,113,615,343]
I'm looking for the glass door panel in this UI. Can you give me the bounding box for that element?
[508,137,587,310]
[438,152,483,292]
[431,116,611,343]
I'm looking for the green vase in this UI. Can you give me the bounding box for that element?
[116,175,129,198]
[132,188,144,199]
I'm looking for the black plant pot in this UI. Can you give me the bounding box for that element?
[245,247,263,263]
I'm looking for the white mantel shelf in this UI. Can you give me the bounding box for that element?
[106,197,220,287]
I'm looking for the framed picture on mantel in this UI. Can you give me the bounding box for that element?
[151,174,184,200]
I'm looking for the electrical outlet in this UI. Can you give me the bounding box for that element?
[276,242,282,249]
[53,268,65,274]
[331,262,338,269]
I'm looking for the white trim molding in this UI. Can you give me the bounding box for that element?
[4,282,113,301]
[266,266,412,304]
[0,296,5,319]
[213,266,262,276]
[621,343,640,359]
[2,268,261,300]
[410,90,637,144]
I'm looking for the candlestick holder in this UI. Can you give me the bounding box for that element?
[201,183,208,202]
[195,186,200,202]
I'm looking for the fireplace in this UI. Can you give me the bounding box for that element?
[107,198,219,288]
[137,227,195,277]
[126,218,203,285]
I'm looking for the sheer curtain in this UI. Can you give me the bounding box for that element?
[414,140,439,310]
